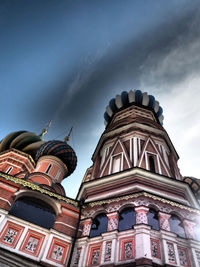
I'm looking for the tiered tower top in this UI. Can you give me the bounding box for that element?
[104,90,164,126]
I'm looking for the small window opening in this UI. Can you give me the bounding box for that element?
[112,155,121,173]
[46,164,52,174]
[6,167,13,174]
[149,156,156,173]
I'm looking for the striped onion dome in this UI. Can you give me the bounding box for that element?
[35,140,77,176]
[0,131,45,158]
[183,177,200,199]
[104,90,164,126]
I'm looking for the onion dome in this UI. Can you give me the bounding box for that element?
[104,90,164,126]
[35,140,77,175]
[183,177,200,199]
[0,131,45,158]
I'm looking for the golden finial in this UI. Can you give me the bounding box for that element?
[64,127,73,142]
[40,120,52,137]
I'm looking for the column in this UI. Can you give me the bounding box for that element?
[107,211,119,231]
[159,212,171,231]
[135,206,149,224]
[81,218,92,237]
[183,219,196,239]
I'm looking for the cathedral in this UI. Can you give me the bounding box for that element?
[0,89,199,267]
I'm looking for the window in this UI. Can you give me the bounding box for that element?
[46,164,52,174]
[9,197,56,229]
[118,207,136,231]
[149,156,156,173]
[112,154,122,173]
[148,209,159,230]
[90,214,108,238]
[169,215,186,238]
[6,166,13,174]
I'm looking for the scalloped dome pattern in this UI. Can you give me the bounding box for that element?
[183,176,200,198]
[104,90,164,126]
[35,140,77,176]
[0,131,45,157]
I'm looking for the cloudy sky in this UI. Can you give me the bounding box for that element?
[0,0,200,198]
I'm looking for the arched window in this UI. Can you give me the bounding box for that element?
[169,215,186,238]
[148,209,159,230]
[90,213,108,238]
[118,207,136,231]
[9,196,56,229]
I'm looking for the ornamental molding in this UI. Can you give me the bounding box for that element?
[83,192,200,216]
[0,172,78,207]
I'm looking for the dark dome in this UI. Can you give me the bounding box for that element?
[0,131,45,158]
[36,140,77,175]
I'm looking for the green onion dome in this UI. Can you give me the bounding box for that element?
[0,131,45,158]
[35,140,77,176]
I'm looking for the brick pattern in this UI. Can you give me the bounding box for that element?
[107,215,118,231]
[183,220,196,239]
[81,221,91,237]
[135,207,148,224]
[159,213,171,231]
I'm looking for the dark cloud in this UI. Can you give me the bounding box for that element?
[31,4,200,132]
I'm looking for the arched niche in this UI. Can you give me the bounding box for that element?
[9,190,60,229]
[169,214,186,238]
[90,213,108,238]
[148,208,159,231]
[118,207,136,231]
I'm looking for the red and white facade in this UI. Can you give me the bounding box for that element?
[0,90,199,266]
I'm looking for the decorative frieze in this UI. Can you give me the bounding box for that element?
[167,242,176,264]
[86,243,102,266]
[46,237,71,265]
[118,236,134,261]
[104,241,112,262]
[19,230,45,257]
[0,221,24,248]
[73,248,81,265]
[178,246,190,266]
[150,238,160,259]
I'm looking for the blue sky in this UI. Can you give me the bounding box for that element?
[0,0,200,198]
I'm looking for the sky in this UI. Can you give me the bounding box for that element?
[0,0,200,198]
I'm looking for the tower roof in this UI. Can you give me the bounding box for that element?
[0,131,45,158]
[104,90,164,126]
[35,140,77,176]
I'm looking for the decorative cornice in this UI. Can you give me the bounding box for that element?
[86,192,200,214]
[0,172,78,207]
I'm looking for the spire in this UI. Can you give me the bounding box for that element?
[64,127,73,142]
[40,120,52,138]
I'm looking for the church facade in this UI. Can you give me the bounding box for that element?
[0,90,199,266]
